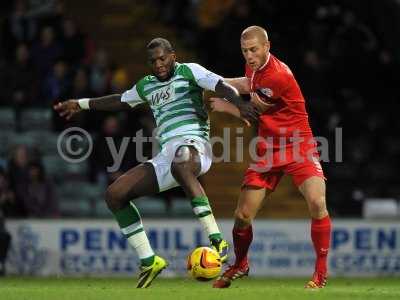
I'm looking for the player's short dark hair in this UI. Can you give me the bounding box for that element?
[146,38,174,53]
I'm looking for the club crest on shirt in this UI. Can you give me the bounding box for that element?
[258,87,273,98]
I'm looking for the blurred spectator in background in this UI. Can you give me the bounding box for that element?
[51,67,89,131]
[90,115,127,185]
[195,0,234,70]
[328,10,377,90]
[22,162,58,218]
[0,168,12,277]
[42,60,70,105]
[0,167,16,219]
[7,145,30,217]
[60,18,86,65]
[90,49,111,97]
[110,68,129,94]
[31,26,62,80]
[36,0,66,37]
[1,0,37,60]
[70,68,91,99]
[6,44,37,131]
[212,0,254,76]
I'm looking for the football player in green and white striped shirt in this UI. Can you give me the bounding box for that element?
[54,38,258,288]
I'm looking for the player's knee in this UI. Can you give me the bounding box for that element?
[307,194,326,214]
[105,183,125,211]
[171,146,198,176]
[174,146,192,164]
[234,207,253,223]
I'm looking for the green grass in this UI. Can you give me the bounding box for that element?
[0,277,399,300]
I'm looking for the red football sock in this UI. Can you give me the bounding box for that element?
[233,225,253,267]
[311,215,331,274]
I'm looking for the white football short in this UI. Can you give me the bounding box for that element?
[147,136,212,192]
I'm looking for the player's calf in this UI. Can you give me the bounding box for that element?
[171,146,228,262]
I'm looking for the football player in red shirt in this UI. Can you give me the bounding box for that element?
[211,26,331,289]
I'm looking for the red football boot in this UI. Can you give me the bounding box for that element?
[305,271,327,289]
[213,264,249,288]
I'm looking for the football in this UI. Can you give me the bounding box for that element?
[187,247,222,281]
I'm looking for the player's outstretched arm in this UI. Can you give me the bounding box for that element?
[224,77,250,94]
[53,94,132,120]
[215,80,259,122]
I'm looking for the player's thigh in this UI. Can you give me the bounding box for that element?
[298,176,327,213]
[235,186,271,220]
[171,145,201,177]
[107,162,159,203]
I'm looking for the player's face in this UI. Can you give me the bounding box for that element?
[148,47,176,81]
[241,37,270,71]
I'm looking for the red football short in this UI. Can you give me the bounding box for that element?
[242,141,326,191]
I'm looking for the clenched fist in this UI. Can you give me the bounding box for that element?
[53,99,82,120]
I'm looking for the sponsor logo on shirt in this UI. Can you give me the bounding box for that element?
[149,84,175,106]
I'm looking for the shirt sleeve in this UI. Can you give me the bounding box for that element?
[121,84,146,108]
[186,63,223,91]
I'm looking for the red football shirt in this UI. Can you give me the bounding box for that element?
[245,53,314,151]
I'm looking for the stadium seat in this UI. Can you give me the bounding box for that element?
[135,197,167,216]
[10,134,37,147]
[58,196,92,217]
[94,198,112,218]
[58,182,101,198]
[42,154,68,178]
[170,198,192,217]
[34,131,59,155]
[65,162,88,178]
[363,198,399,219]
[21,108,52,131]
[57,182,105,217]
[0,129,13,156]
[0,108,15,130]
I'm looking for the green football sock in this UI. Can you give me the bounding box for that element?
[114,203,155,266]
[191,196,222,241]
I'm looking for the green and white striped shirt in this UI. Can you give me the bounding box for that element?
[121,62,222,146]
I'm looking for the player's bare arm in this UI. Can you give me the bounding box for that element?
[53,94,132,120]
[207,97,251,127]
[208,92,274,124]
[214,80,259,122]
[224,77,250,94]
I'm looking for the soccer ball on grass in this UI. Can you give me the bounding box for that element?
[187,246,222,281]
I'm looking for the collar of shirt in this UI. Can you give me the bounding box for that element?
[257,52,271,72]
[250,53,271,90]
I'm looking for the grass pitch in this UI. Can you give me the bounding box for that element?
[1,277,399,300]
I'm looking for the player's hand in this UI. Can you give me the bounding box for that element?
[250,92,275,113]
[209,97,251,127]
[236,101,260,124]
[208,97,226,113]
[53,99,82,120]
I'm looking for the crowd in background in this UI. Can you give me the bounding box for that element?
[0,0,157,218]
[0,0,399,218]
